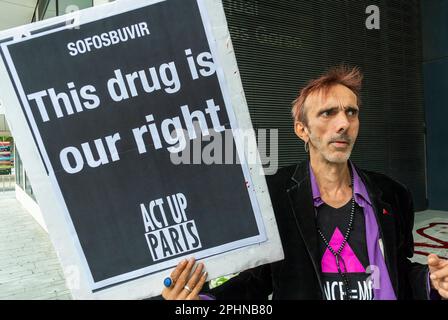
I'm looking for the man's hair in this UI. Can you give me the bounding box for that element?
[291,65,363,124]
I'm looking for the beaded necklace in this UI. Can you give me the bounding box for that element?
[316,171,355,300]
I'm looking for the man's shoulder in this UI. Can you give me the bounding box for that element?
[358,167,411,196]
[263,162,412,197]
[265,164,297,190]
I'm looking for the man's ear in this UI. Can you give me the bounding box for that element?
[294,121,309,143]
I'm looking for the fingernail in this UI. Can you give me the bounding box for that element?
[203,272,208,278]
[430,274,436,280]
[189,257,195,262]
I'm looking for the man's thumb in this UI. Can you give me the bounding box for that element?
[428,253,441,267]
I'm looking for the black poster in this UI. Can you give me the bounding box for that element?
[2,0,265,290]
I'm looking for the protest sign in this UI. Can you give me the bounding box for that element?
[0,0,283,299]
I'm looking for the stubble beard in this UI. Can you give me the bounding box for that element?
[308,130,355,164]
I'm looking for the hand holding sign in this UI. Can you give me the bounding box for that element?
[162,257,208,300]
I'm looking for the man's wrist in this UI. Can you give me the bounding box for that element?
[427,269,442,300]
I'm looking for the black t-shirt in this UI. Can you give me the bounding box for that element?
[316,200,374,300]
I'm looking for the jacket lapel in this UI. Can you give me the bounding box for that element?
[356,168,399,293]
[286,161,325,295]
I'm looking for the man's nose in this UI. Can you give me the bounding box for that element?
[336,112,350,133]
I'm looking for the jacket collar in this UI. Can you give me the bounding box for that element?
[308,160,373,208]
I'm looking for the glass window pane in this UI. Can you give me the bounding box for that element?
[25,172,35,200]
[43,0,57,20]
[15,148,23,189]
[59,0,93,15]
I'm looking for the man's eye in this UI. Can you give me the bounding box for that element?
[347,109,358,116]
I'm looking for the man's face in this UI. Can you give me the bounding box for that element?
[298,84,359,164]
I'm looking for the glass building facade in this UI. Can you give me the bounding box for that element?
[33,0,94,21]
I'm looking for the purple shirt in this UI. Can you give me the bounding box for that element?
[309,161,397,300]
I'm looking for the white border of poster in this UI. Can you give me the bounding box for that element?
[0,0,284,299]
